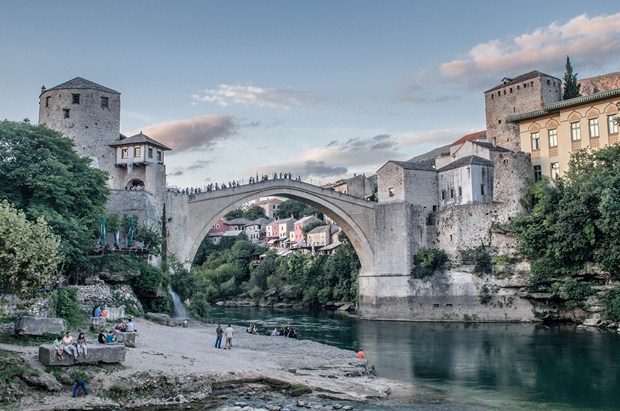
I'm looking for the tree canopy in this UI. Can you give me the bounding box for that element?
[0,200,61,298]
[563,56,581,100]
[509,144,620,285]
[275,199,323,220]
[224,206,266,221]
[0,121,109,274]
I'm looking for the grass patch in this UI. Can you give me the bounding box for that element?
[288,383,312,397]
[0,349,41,404]
[0,333,57,347]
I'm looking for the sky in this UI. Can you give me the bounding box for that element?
[2,1,620,188]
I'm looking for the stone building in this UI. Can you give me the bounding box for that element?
[485,71,562,151]
[38,77,169,244]
[323,174,376,199]
[508,88,620,180]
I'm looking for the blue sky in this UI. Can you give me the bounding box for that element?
[2,1,620,187]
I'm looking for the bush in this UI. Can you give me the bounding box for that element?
[411,248,448,278]
[50,287,83,327]
[602,286,620,321]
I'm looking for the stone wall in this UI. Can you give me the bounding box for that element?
[0,295,50,318]
[106,189,163,248]
[359,267,534,321]
[77,280,143,317]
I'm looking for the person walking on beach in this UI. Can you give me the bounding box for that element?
[224,324,234,349]
[215,323,223,349]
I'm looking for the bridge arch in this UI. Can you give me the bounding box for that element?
[165,179,376,277]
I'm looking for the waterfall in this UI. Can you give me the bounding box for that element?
[168,285,189,319]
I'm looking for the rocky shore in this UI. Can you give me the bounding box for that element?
[1,317,406,410]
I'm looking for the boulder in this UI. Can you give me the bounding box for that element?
[337,303,353,312]
[14,316,66,336]
[90,317,107,331]
[38,343,125,366]
[145,312,172,326]
[583,318,600,327]
[113,329,137,345]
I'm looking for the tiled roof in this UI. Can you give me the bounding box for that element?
[437,155,493,172]
[485,71,559,93]
[450,130,487,146]
[110,132,172,150]
[43,77,120,95]
[471,141,510,152]
[308,225,330,234]
[226,218,252,226]
[387,160,436,171]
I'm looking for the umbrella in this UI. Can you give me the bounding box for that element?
[99,216,106,247]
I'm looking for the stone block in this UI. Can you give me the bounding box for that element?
[90,317,107,331]
[38,343,125,366]
[14,316,66,336]
[113,330,137,345]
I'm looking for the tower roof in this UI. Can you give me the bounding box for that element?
[42,77,120,95]
[485,71,560,93]
[109,132,172,150]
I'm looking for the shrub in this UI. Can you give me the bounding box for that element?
[602,286,620,321]
[411,248,448,278]
[50,287,83,327]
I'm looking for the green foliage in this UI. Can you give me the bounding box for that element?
[602,286,620,321]
[289,383,312,397]
[0,121,109,275]
[275,199,323,220]
[50,287,83,327]
[563,56,581,100]
[0,200,61,298]
[135,222,163,256]
[411,248,448,278]
[244,206,266,220]
[479,284,493,305]
[510,145,620,284]
[0,349,41,404]
[180,235,360,316]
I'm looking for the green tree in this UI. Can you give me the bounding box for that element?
[0,121,109,275]
[135,222,163,256]
[243,206,266,220]
[275,200,322,220]
[224,208,243,220]
[563,56,581,100]
[0,200,61,298]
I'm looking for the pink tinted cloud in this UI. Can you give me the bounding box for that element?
[440,13,620,78]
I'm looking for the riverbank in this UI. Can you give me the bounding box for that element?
[1,317,408,410]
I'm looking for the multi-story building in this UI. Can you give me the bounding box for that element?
[322,174,376,199]
[508,89,620,180]
[244,218,272,243]
[253,198,283,219]
[277,217,296,240]
[289,215,321,244]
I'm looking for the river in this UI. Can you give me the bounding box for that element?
[204,306,620,411]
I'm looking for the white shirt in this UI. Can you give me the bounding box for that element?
[224,326,234,338]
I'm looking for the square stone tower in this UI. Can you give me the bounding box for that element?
[485,71,562,151]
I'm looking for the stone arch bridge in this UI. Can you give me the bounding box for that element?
[164,179,376,277]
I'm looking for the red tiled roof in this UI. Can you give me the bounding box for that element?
[450,130,487,147]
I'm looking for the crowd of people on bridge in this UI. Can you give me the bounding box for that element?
[169,172,303,195]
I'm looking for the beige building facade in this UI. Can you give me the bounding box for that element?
[508,89,620,180]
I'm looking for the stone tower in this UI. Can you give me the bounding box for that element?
[38,77,122,188]
[484,71,562,151]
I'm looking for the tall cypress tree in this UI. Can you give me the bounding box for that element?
[563,56,581,100]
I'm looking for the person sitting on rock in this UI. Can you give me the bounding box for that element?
[97,330,106,344]
[270,327,279,336]
[53,334,64,360]
[62,331,79,363]
[114,322,126,332]
[105,329,115,344]
[288,329,298,339]
[126,318,135,332]
[251,324,258,335]
[77,332,88,358]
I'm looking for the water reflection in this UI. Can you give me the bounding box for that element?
[204,307,620,411]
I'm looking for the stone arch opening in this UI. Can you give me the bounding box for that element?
[183,184,375,277]
[126,178,145,191]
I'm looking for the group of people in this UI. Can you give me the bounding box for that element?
[269,326,298,338]
[53,331,87,364]
[172,172,305,196]
[215,323,234,349]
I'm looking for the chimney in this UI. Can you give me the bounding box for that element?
[493,137,497,148]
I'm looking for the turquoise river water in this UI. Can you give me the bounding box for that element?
[199,306,620,411]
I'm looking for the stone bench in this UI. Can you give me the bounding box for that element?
[38,343,125,366]
[113,329,137,345]
[14,316,66,336]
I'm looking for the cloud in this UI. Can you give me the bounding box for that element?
[440,13,620,82]
[141,115,238,152]
[191,84,322,109]
[186,160,213,171]
[169,170,184,177]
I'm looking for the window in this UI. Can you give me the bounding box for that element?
[72,94,80,104]
[45,96,50,107]
[148,147,153,158]
[531,132,540,150]
[458,186,462,197]
[570,122,581,141]
[156,150,162,161]
[101,97,109,108]
[441,190,446,200]
[589,118,600,138]
[121,148,128,159]
[548,129,557,147]
[608,115,618,134]
[450,188,454,198]
[63,109,70,118]
[480,185,485,195]
[498,119,502,124]
[134,146,141,157]
[551,162,560,179]
[388,188,395,197]
[533,165,542,182]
